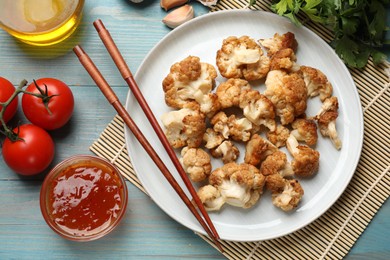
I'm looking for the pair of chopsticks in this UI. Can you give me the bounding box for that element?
[73,19,223,252]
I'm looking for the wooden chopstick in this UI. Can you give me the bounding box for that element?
[73,45,223,252]
[92,20,222,242]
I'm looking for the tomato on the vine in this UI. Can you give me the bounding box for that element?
[22,78,74,130]
[2,124,55,176]
[0,77,18,123]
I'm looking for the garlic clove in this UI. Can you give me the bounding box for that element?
[162,5,194,29]
[160,0,188,11]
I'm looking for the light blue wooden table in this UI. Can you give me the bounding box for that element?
[0,1,388,259]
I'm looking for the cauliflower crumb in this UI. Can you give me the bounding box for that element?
[260,150,294,178]
[216,78,251,109]
[180,147,212,182]
[291,118,318,146]
[199,162,266,210]
[245,134,278,167]
[259,32,298,57]
[163,56,217,110]
[216,36,269,80]
[161,102,206,148]
[203,128,224,149]
[286,134,320,177]
[239,88,276,131]
[265,70,307,125]
[266,125,290,148]
[211,140,240,164]
[300,66,333,102]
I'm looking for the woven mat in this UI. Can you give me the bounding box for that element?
[90,0,390,258]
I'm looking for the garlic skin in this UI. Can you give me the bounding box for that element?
[161,0,188,11]
[196,0,218,6]
[162,5,194,29]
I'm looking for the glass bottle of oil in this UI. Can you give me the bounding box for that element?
[0,0,85,46]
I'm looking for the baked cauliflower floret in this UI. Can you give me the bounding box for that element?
[264,70,307,125]
[259,32,298,57]
[162,56,217,109]
[180,147,212,182]
[211,140,240,164]
[239,88,276,131]
[244,134,278,167]
[269,48,298,71]
[197,185,225,211]
[242,55,271,81]
[286,134,320,177]
[203,128,224,149]
[291,118,318,146]
[198,162,266,210]
[260,150,294,178]
[161,102,206,149]
[210,111,230,139]
[193,92,221,118]
[315,97,342,150]
[300,66,333,102]
[266,124,290,148]
[216,36,269,80]
[266,174,304,211]
[216,78,251,109]
[228,115,253,142]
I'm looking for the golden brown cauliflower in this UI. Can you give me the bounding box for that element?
[180,147,212,182]
[228,115,254,142]
[210,111,230,139]
[198,162,266,211]
[203,128,224,149]
[286,134,320,177]
[239,88,276,131]
[210,111,255,142]
[259,32,298,57]
[291,118,318,146]
[264,70,307,125]
[216,36,270,80]
[215,78,251,109]
[269,48,298,71]
[244,134,278,167]
[197,185,225,211]
[210,140,240,164]
[193,92,221,118]
[260,150,294,178]
[161,102,206,149]
[162,56,218,113]
[315,97,342,150]
[300,66,333,102]
[266,125,290,148]
[266,174,304,211]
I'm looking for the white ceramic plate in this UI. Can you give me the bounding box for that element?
[124,10,363,241]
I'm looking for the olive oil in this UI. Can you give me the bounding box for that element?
[0,0,84,46]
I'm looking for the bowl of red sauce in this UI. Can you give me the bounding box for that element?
[40,155,128,241]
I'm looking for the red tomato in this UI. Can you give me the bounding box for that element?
[0,77,18,123]
[2,124,55,176]
[22,78,74,130]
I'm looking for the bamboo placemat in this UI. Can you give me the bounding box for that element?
[91,0,390,258]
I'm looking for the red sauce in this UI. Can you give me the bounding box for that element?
[48,161,125,237]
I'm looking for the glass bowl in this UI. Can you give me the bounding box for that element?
[40,155,128,241]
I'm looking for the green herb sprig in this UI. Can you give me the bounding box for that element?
[251,0,389,68]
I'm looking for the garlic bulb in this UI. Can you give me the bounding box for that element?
[196,0,218,6]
